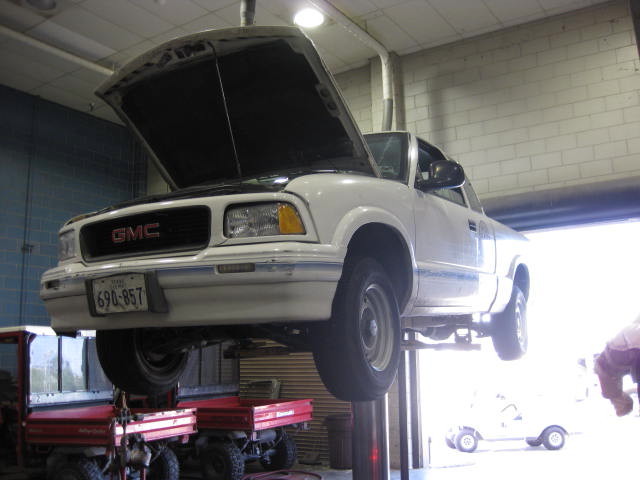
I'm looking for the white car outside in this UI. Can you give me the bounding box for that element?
[446,397,572,452]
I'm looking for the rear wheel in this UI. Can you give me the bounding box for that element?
[542,427,565,450]
[260,432,297,471]
[96,328,188,396]
[454,428,478,453]
[52,459,102,480]
[201,442,244,480]
[313,257,401,401]
[491,286,527,360]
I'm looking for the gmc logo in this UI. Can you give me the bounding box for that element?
[112,223,160,244]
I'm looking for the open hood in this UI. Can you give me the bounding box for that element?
[96,26,377,189]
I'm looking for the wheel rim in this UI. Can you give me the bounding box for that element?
[136,330,184,374]
[359,283,394,371]
[548,431,563,447]
[460,435,475,450]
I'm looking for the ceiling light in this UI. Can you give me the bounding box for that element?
[293,8,324,28]
[26,0,56,10]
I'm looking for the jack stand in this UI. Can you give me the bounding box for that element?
[352,396,390,480]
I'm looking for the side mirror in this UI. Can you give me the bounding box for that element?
[417,160,465,192]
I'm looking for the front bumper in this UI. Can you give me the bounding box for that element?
[41,242,342,333]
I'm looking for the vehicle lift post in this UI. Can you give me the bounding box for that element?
[352,396,390,480]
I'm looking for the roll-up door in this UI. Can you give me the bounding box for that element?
[483,177,640,231]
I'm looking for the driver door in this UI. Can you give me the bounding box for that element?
[412,139,479,310]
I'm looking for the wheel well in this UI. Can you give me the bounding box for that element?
[345,223,413,311]
[460,426,482,439]
[514,264,530,300]
[544,425,567,435]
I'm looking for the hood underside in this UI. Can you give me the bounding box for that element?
[97,26,377,190]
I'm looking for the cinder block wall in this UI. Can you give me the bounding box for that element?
[0,85,146,328]
[335,65,374,134]
[340,0,640,199]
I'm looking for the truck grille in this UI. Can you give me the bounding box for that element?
[80,206,210,261]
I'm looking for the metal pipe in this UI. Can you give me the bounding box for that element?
[0,24,113,76]
[352,396,390,480]
[308,0,394,130]
[408,332,423,468]
[398,352,410,480]
[240,0,256,27]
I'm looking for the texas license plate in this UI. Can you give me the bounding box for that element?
[92,274,149,314]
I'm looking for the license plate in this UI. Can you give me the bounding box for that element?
[92,274,149,314]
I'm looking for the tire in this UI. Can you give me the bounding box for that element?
[96,328,188,395]
[52,459,102,480]
[491,286,527,361]
[454,429,478,453]
[200,442,244,480]
[526,437,542,447]
[260,433,297,471]
[148,448,180,480]
[312,257,401,401]
[445,437,456,449]
[541,427,565,450]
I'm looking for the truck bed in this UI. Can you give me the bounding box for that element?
[25,405,197,446]
[178,397,312,431]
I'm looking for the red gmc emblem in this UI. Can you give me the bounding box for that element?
[112,223,160,243]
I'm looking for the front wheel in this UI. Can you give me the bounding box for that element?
[52,459,102,480]
[201,442,244,480]
[148,448,180,480]
[260,432,297,471]
[312,257,401,401]
[491,286,527,360]
[96,328,189,396]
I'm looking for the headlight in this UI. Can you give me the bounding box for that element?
[225,203,306,238]
[58,230,76,261]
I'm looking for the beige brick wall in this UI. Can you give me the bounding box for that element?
[336,0,640,200]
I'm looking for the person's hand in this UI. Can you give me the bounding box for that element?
[611,392,633,416]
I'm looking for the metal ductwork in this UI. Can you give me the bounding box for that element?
[483,177,640,231]
[308,0,394,131]
[240,0,256,27]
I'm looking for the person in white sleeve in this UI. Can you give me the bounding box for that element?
[594,315,640,416]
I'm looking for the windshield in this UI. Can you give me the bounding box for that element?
[364,132,409,182]
[121,39,371,189]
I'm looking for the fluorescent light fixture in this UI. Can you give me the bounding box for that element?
[294,8,324,28]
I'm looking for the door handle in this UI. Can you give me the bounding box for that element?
[468,220,477,232]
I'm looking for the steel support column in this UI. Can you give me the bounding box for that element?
[398,352,410,480]
[409,334,423,468]
[352,396,390,480]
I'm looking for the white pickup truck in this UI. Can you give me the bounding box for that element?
[40,26,529,401]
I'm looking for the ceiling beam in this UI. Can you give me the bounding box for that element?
[0,24,113,77]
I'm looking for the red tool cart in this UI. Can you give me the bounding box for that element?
[0,326,197,480]
[177,392,312,479]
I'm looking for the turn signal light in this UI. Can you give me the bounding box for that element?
[278,204,306,234]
